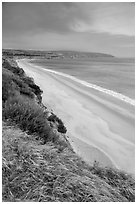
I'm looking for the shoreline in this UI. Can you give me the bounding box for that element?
[17,58,135,174]
[30,59,135,106]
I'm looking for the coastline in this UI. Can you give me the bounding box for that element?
[30,59,135,106]
[17,58,135,174]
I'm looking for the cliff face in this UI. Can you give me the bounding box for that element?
[2,51,135,202]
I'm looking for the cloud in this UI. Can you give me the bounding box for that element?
[3,2,134,36]
[70,3,135,36]
[2,2,135,57]
[2,2,90,35]
[92,3,135,36]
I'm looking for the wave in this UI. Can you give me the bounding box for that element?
[30,61,135,106]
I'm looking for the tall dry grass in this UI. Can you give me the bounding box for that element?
[3,123,134,202]
[3,95,51,142]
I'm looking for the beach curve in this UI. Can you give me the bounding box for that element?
[17,59,135,174]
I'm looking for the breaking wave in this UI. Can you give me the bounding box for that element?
[31,62,135,106]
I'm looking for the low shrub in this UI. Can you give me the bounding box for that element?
[11,75,34,98]
[2,59,42,102]
[22,76,43,96]
[2,70,19,103]
[2,68,34,103]
[3,95,51,142]
[2,59,24,77]
[57,123,67,134]
[48,114,67,133]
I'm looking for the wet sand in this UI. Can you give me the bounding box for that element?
[17,59,135,174]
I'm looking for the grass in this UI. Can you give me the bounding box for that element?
[2,122,134,202]
[90,163,135,201]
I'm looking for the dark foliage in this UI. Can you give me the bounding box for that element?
[2,59,42,103]
[22,76,43,102]
[2,72,17,103]
[48,114,67,133]
[2,69,34,103]
[2,60,24,77]
[3,96,51,142]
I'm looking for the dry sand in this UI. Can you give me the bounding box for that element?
[17,59,135,174]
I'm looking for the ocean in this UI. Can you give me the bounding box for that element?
[31,57,135,100]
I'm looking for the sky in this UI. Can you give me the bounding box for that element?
[2,2,135,57]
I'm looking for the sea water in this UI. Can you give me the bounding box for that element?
[30,57,135,104]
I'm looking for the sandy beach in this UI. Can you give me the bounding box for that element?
[17,59,135,174]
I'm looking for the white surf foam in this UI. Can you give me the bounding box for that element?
[32,64,135,106]
[20,59,135,107]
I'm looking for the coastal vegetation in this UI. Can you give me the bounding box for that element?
[2,50,135,202]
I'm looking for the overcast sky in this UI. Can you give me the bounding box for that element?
[2,2,135,57]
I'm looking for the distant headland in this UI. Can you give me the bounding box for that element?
[2,49,115,60]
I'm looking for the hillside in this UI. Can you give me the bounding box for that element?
[3,49,114,60]
[2,51,135,202]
